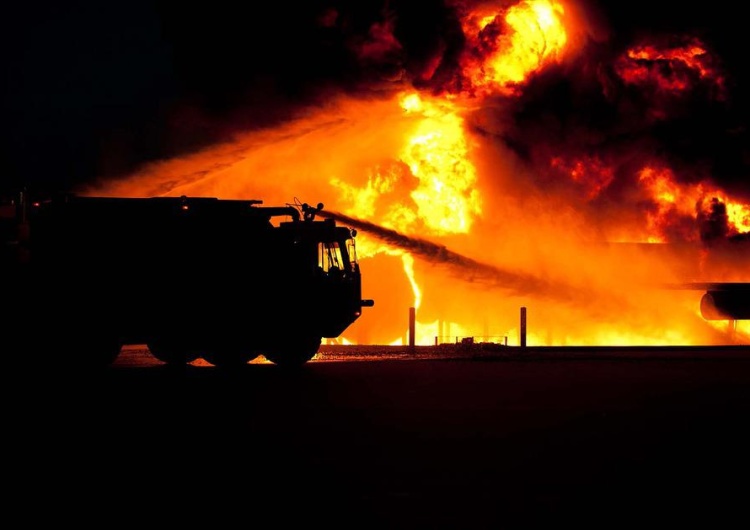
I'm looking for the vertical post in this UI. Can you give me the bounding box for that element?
[409,307,416,348]
[520,306,527,348]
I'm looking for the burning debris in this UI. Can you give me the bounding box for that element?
[79,0,749,346]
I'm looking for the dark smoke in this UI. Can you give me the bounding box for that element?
[699,198,730,244]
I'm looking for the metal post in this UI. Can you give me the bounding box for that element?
[520,306,527,348]
[409,307,416,348]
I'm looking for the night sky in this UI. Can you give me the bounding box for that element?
[3,0,749,197]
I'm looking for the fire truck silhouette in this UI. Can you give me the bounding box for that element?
[1,192,374,369]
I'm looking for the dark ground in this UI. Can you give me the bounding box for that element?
[11,345,750,528]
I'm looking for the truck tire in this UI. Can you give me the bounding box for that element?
[75,335,123,369]
[147,340,201,365]
[263,337,322,368]
[26,329,122,371]
[19,295,123,370]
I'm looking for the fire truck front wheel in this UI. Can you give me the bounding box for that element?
[263,337,322,368]
[147,340,201,365]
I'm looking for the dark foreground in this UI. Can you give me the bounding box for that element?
[12,346,750,528]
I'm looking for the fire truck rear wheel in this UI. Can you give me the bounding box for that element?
[30,330,122,370]
[76,336,123,368]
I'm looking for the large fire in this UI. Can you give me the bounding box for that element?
[82,0,750,346]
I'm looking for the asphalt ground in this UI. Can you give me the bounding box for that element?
[10,345,750,528]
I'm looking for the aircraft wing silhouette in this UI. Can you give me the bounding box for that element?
[666,282,750,320]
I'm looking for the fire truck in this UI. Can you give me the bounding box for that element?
[1,191,373,369]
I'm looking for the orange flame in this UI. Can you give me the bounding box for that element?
[82,1,750,347]
[614,36,726,116]
[639,166,750,242]
[458,0,569,96]
[617,38,723,90]
[550,155,615,199]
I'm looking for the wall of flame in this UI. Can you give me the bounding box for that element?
[81,0,750,346]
